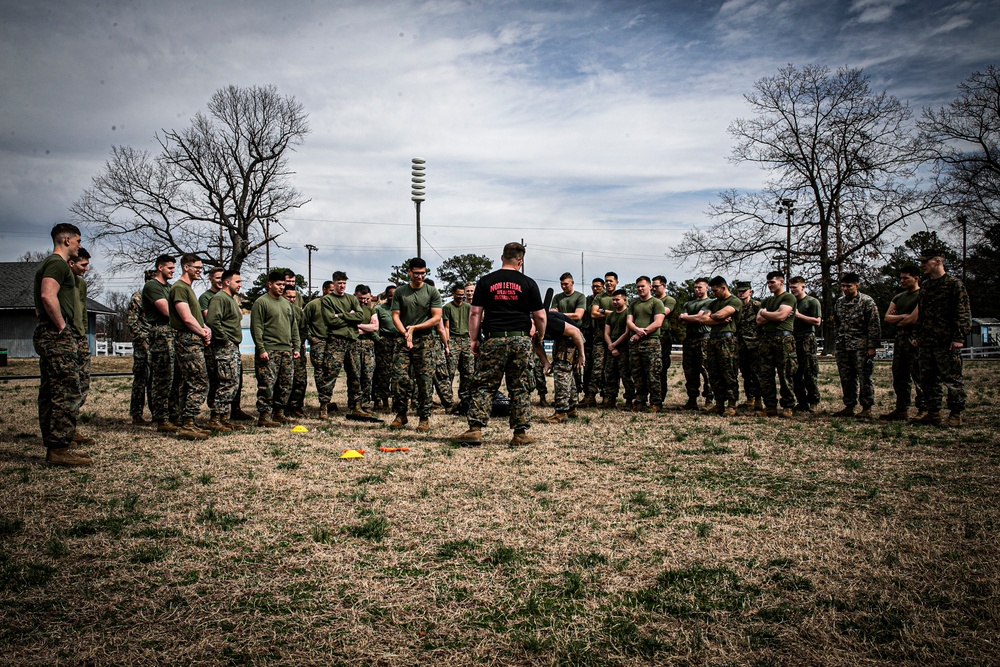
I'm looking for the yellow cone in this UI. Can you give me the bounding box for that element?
[340,449,364,459]
[291,425,308,433]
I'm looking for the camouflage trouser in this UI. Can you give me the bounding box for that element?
[587,340,608,397]
[319,336,361,406]
[309,339,327,404]
[75,335,91,409]
[737,340,760,400]
[129,339,152,420]
[758,334,797,409]
[658,333,673,398]
[706,335,739,405]
[583,329,596,396]
[149,325,177,421]
[891,335,924,411]
[551,338,579,412]
[374,336,398,404]
[211,339,241,417]
[255,349,293,414]
[433,340,454,407]
[174,332,208,420]
[468,336,533,431]
[793,335,821,407]
[447,336,475,403]
[630,337,663,406]
[352,339,376,408]
[835,348,874,409]
[682,337,713,401]
[204,344,218,411]
[918,345,965,413]
[33,323,81,448]
[604,345,633,402]
[532,351,547,397]
[287,342,308,411]
[392,335,438,419]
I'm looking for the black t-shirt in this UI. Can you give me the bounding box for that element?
[473,268,544,334]
[544,310,579,340]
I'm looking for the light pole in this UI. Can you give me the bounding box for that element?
[305,244,318,297]
[265,217,273,272]
[777,199,796,278]
[411,158,426,258]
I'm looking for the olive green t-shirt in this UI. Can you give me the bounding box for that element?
[442,301,471,336]
[552,291,585,316]
[629,297,667,339]
[376,302,396,337]
[708,295,742,334]
[168,280,205,332]
[759,292,797,333]
[358,304,378,341]
[206,290,243,345]
[606,308,630,343]
[198,289,219,314]
[141,279,171,326]
[73,276,88,337]
[891,290,920,334]
[793,295,822,336]
[391,283,443,329]
[33,254,77,328]
[682,297,713,337]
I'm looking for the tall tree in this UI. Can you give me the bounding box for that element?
[671,64,935,343]
[72,84,310,274]
[919,66,1000,232]
[435,253,494,290]
[387,259,432,286]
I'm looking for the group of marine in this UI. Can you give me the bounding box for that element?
[32,226,971,467]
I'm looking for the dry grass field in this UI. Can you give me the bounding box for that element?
[1,356,998,666]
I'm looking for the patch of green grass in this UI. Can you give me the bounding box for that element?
[311,526,335,544]
[0,516,23,538]
[196,502,246,531]
[436,538,478,560]
[484,543,521,567]
[532,482,549,492]
[356,472,387,485]
[45,537,68,558]
[842,458,863,471]
[199,472,213,485]
[343,514,388,542]
[131,526,182,539]
[624,564,756,618]
[570,551,607,568]
[275,461,300,471]
[0,553,56,591]
[695,522,711,538]
[130,545,168,564]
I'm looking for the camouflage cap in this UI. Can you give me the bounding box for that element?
[734,281,752,291]
[918,247,946,261]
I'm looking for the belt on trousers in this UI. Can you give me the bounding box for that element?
[685,333,708,340]
[794,333,816,340]
[710,331,734,339]
[484,330,528,339]
[761,330,792,337]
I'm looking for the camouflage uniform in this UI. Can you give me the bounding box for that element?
[34,255,81,448]
[127,290,152,420]
[320,336,361,407]
[199,290,219,410]
[603,344,633,403]
[916,273,971,414]
[681,298,714,402]
[73,276,90,409]
[432,335,454,407]
[833,291,881,409]
[392,335,439,419]
[551,337,579,411]
[703,295,742,406]
[149,325,177,421]
[888,290,924,412]
[211,339,241,416]
[532,353,548,400]
[354,337,376,408]
[587,293,614,398]
[582,292,598,395]
[792,295,823,408]
[287,303,309,413]
[658,295,677,397]
[373,302,398,406]
[447,336,475,403]
[758,334,797,409]
[468,337,534,430]
[255,349,293,414]
[736,297,761,402]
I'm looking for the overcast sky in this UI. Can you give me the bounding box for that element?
[1,0,996,295]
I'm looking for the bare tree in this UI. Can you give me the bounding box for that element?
[72,84,310,274]
[672,65,935,341]
[919,65,1000,233]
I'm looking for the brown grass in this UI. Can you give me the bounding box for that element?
[1,358,998,666]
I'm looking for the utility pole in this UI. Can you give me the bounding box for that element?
[959,213,968,282]
[305,244,318,297]
[777,198,796,278]
[265,217,272,272]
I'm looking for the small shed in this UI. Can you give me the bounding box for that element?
[0,261,115,358]
[969,318,1000,348]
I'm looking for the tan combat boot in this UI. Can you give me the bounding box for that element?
[206,416,232,432]
[257,412,280,427]
[416,419,431,433]
[510,430,534,447]
[272,408,291,424]
[451,428,482,446]
[946,411,963,428]
[389,413,408,429]
[177,419,209,440]
[220,416,244,431]
[544,412,567,424]
[156,419,179,433]
[46,447,92,467]
[723,400,738,417]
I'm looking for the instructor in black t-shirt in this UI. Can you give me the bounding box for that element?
[452,242,546,447]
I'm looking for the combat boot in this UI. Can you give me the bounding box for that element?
[647,405,662,414]
[272,408,291,424]
[510,429,534,447]
[544,412,568,424]
[856,407,873,420]
[912,410,943,426]
[682,397,699,410]
[780,407,794,418]
[290,408,306,418]
[578,394,597,408]
[317,403,330,420]
[416,419,431,433]
[700,401,719,414]
[156,419,179,433]
[389,413,408,429]
[754,398,764,411]
[879,407,908,421]
[257,412,280,427]
[177,419,209,441]
[756,406,778,417]
[46,447,92,467]
[632,402,646,412]
[452,428,482,446]
[831,406,856,418]
[600,398,617,409]
[205,416,232,433]
[230,407,255,422]
[537,394,549,407]
[220,416,244,431]
[72,432,96,447]
[567,408,579,418]
[946,411,963,428]
[723,400,738,417]
[131,416,148,425]
[739,399,755,411]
